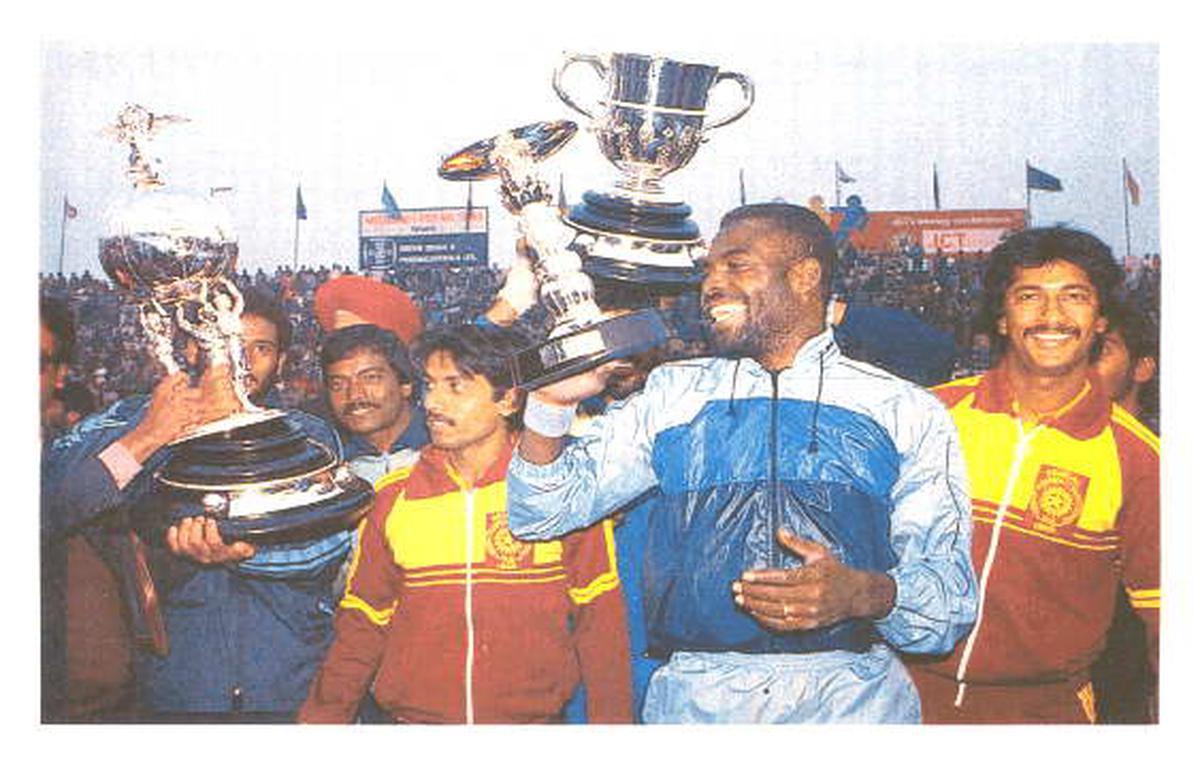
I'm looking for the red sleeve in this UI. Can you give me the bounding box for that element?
[298,485,404,723]
[564,517,633,723]
[1114,421,1160,677]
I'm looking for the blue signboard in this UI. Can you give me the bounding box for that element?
[359,207,488,271]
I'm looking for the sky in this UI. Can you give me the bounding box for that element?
[35,20,1161,277]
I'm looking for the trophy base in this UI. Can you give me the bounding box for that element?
[153,414,374,542]
[169,408,287,445]
[567,191,701,242]
[511,308,670,390]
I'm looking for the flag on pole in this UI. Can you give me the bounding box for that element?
[932,165,941,210]
[465,180,474,231]
[1125,166,1141,206]
[63,196,78,219]
[1026,163,1063,192]
[295,186,308,220]
[835,162,856,184]
[382,182,401,217]
[557,173,568,214]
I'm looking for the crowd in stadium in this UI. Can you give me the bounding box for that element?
[37,244,1161,423]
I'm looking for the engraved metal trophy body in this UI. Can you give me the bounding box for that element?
[99,104,372,541]
[553,52,754,287]
[438,121,669,389]
[437,53,753,389]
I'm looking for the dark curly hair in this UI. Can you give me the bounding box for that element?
[320,323,416,385]
[40,297,75,363]
[241,287,292,352]
[717,203,838,299]
[411,324,529,427]
[977,226,1125,362]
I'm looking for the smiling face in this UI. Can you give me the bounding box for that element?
[998,259,1108,379]
[421,350,516,458]
[700,219,824,368]
[325,348,413,449]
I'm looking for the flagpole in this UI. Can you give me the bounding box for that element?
[1025,161,1032,228]
[933,163,940,211]
[293,214,299,270]
[1122,158,1132,262]
[466,180,474,231]
[835,164,842,207]
[739,169,746,206]
[58,194,68,275]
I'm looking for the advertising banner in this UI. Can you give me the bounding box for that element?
[359,207,488,269]
[828,209,1026,255]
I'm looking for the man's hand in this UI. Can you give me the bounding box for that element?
[119,369,242,463]
[732,528,896,632]
[484,238,540,327]
[518,360,632,466]
[166,515,256,565]
[530,359,633,408]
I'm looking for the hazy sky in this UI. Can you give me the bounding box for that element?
[38,30,1159,276]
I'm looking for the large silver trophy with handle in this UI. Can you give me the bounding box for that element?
[439,121,669,388]
[553,51,754,287]
[99,104,372,541]
[438,53,753,389]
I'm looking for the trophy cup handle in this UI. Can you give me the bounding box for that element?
[704,71,756,131]
[552,53,609,120]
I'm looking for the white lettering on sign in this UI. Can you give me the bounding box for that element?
[360,207,488,236]
[922,228,1008,254]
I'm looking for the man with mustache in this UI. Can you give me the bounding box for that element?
[505,203,977,723]
[904,227,1160,723]
[300,324,631,723]
[319,323,429,484]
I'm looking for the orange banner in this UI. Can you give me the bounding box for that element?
[828,209,1026,255]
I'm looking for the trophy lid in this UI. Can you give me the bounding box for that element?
[438,120,578,181]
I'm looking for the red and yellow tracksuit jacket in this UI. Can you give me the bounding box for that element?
[907,370,1159,723]
[298,441,632,723]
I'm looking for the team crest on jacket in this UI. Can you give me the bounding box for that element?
[485,511,532,569]
[1028,465,1089,532]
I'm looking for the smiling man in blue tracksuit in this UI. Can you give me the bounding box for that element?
[507,203,978,723]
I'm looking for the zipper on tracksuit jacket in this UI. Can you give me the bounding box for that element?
[953,419,1042,707]
[769,370,783,570]
[463,488,476,724]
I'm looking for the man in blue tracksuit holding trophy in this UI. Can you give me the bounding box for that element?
[507,203,978,723]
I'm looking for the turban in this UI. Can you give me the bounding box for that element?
[313,275,424,345]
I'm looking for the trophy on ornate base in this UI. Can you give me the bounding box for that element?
[439,53,753,389]
[438,120,671,389]
[99,104,372,541]
[552,52,754,289]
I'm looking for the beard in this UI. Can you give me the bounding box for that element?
[705,282,798,361]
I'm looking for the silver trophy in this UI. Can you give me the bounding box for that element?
[99,104,372,541]
[553,52,754,286]
[439,121,669,388]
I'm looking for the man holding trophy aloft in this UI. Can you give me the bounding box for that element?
[469,52,980,723]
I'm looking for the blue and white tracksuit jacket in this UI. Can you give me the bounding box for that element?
[508,329,978,723]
